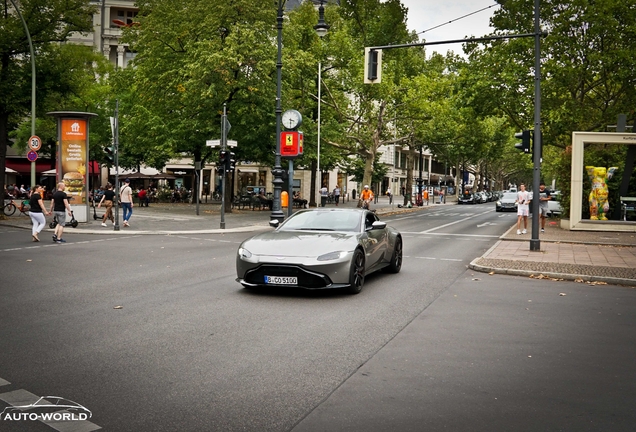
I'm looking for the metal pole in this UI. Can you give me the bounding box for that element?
[8,0,36,186]
[114,100,120,231]
[270,1,285,223]
[530,0,542,251]
[220,103,227,229]
[317,60,321,205]
[288,160,294,217]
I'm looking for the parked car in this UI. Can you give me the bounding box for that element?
[547,190,562,216]
[458,192,476,204]
[236,208,402,294]
[496,192,518,212]
[476,191,488,204]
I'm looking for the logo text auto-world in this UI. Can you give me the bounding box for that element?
[1,396,92,422]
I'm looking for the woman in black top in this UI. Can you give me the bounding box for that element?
[97,183,116,226]
[28,185,50,241]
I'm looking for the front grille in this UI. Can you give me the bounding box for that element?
[244,265,332,289]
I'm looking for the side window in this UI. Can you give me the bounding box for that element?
[365,213,376,229]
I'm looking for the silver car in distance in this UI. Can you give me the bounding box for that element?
[236,208,403,294]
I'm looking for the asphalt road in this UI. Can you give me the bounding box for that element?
[1,203,634,431]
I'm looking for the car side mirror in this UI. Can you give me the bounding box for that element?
[370,221,386,230]
[269,219,280,228]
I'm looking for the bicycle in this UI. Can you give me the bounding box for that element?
[2,200,16,216]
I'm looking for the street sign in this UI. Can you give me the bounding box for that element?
[28,135,42,151]
[280,131,302,158]
[227,140,237,148]
[206,139,221,147]
[27,150,38,162]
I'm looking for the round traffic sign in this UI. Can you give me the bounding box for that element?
[28,135,42,151]
[27,150,38,162]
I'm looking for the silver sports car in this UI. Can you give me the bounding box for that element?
[236,208,403,294]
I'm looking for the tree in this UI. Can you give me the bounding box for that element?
[114,0,279,210]
[463,0,636,201]
[0,0,95,205]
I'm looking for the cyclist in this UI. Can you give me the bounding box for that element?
[360,185,374,210]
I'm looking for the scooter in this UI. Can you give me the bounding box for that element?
[49,210,78,229]
[91,198,103,220]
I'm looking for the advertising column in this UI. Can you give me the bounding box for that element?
[47,111,97,223]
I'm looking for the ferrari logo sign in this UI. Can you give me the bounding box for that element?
[280,131,304,159]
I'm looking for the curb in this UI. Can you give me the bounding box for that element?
[468,258,636,287]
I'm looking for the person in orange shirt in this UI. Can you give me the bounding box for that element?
[360,185,374,210]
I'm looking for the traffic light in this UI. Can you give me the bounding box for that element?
[104,145,115,164]
[226,152,236,172]
[218,150,227,173]
[515,130,531,154]
[364,48,382,84]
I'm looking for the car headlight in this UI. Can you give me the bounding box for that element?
[317,251,345,261]
[496,201,501,206]
[238,247,252,259]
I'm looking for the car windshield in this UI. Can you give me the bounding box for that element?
[502,192,517,200]
[280,210,362,232]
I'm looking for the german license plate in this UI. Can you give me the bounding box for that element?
[264,276,297,285]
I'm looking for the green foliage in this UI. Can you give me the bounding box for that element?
[114,0,277,170]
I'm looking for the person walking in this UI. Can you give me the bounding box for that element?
[320,184,329,207]
[28,185,50,242]
[50,182,72,243]
[538,182,552,233]
[97,183,115,227]
[516,183,531,235]
[439,189,444,204]
[333,185,341,206]
[120,178,133,227]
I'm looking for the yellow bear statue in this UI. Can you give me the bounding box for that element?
[586,166,618,220]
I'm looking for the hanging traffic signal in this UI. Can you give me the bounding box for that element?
[515,130,531,153]
[364,48,382,84]
[226,152,236,172]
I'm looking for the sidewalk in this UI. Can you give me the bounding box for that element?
[470,220,636,286]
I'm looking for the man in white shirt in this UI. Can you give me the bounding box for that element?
[516,183,531,235]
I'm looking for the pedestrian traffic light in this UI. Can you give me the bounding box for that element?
[515,130,531,154]
[226,152,236,172]
[218,150,227,173]
[104,145,115,164]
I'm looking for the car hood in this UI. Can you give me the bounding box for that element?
[241,230,359,257]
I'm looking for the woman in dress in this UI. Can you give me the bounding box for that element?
[28,185,50,241]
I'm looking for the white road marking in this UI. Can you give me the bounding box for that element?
[0,236,135,253]
[0,377,9,386]
[419,210,492,234]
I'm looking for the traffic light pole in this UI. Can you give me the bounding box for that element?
[220,104,227,230]
[530,0,542,251]
[114,100,120,231]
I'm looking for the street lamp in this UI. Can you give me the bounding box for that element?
[314,0,329,205]
[271,0,286,223]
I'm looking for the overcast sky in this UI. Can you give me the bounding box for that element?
[399,0,500,56]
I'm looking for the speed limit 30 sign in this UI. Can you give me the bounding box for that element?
[28,135,42,152]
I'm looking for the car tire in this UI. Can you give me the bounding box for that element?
[384,237,402,274]
[346,249,365,294]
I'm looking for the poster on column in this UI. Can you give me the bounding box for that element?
[60,119,88,204]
